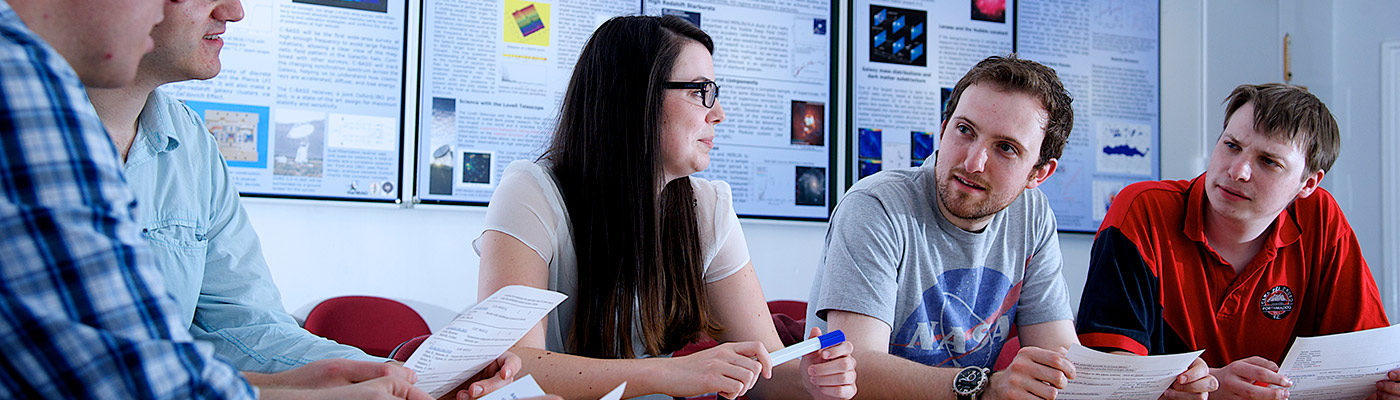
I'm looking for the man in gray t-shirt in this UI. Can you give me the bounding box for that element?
[808,55,1081,400]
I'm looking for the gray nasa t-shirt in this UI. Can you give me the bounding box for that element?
[807,162,1072,369]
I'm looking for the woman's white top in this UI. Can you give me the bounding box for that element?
[474,159,751,357]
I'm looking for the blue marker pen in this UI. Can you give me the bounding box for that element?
[716,331,847,400]
[768,330,845,366]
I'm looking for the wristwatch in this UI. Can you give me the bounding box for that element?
[952,365,991,400]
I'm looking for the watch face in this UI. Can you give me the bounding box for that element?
[953,367,986,394]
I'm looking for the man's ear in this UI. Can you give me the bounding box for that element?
[938,119,948,140]
[1296,169,1325,199]
[1025,158,1058,190]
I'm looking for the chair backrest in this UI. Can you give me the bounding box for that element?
[766,300,807,319]
[390,334,431,362]
[303,296,431,358]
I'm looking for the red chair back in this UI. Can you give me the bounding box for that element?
[390,334,431,362]
[304,296,431,358]
[766,300,807,319]
[993,335,1020,371]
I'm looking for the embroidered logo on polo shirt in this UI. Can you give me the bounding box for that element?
[1259,285,1294,320]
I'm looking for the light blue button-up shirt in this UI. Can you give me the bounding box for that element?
[124,89,384,372]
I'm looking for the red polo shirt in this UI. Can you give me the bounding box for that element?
[1075,175,1389,367]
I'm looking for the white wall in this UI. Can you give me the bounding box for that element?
[249,198,1102,329]
[246,200,833,329]
[1320,0,1400,321]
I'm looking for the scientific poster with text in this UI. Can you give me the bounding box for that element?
[851,0,1013,181]
[414,0,635,204]
[165,0,406,201]
[645,0,834,219]
[1018,0,1160,232]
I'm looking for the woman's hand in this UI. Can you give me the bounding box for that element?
[662,341,774,399]
[452,351,523,399]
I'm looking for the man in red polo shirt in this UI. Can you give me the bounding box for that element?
[1076,83,1400,400]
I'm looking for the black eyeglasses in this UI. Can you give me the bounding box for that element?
[663,81,720,108]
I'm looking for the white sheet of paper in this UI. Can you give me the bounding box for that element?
[1057,344,1204,400]
[405,285,567,398]
[477,375,625,400]
[599,381,627,400]
[1278,323,1400,400]
[477,375,548,400]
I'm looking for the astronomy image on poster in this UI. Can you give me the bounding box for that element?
[164,0,406,201]
[852,0,1012,182]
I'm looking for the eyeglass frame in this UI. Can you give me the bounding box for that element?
[662,81,720,108]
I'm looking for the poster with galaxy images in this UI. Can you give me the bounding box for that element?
[851,0,1013,182]
[414,0,635,204]
[643,0,835,220]
[1018,0,1160,232]
[416,0,833,220]
[165,0,407,201]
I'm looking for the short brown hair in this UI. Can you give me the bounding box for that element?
[1222,83,1340,175]
[941,54,1074,168]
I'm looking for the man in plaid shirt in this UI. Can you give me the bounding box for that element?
[0,0,430,398]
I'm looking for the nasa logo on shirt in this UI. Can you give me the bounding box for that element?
[1259,285,1295,320]
[889,268,1019,368]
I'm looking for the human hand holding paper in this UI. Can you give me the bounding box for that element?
[1371,369,1400,400]
[1210,356,1289,400]
[985,346,1077,400]
[245,358,419,389]
[1055,344,1202,400]
[1159,357,1216,400]
[446,351,522,400]
[404,285,567,398]
[1277,324,1400,400]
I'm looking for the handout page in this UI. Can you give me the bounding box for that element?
[478,375,548,400]
[598,381,626,400]
[1278,323,1400,400]
[405,285,567,398]
[478,375,625,400]
[1057,344,1204,400]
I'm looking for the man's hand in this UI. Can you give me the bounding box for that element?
[259,375,433,400]
[982,346,1075,400]
[1209,356,1290,400]
[245,359,416,390]
[1159,357,1217,399]
[799,327,857,399]
[1369,369,1400,400]
[450,351,523,400]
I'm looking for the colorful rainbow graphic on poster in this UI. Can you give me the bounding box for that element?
[513,4,545,37]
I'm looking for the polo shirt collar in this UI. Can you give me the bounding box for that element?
[1182,174,1301,249]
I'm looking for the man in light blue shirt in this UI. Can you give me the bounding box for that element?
[86,0,378,372]
[82,0,408,374]
[84,0,543,397]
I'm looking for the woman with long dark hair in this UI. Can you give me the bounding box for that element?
[474,15,856,400]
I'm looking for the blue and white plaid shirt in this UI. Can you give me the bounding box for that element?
[0,2,254,398]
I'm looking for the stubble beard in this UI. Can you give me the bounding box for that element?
[935,168,1022,222]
